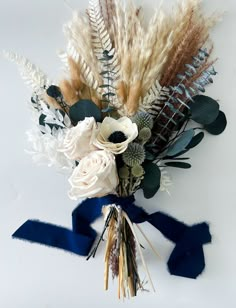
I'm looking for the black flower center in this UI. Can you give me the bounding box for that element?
[108,131,127,143]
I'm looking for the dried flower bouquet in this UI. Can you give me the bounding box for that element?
[6,0,227,299]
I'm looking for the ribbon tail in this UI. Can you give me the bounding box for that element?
[167,222,212,279]
[12,197,114,257]
[12,220,97,256]
[12,195,212,280]
[148,212,212,279]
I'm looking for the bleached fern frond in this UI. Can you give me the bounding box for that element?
[88,0,112,57]
[88,0,119,73]
[64,12,102,90]
[3,51,50,93]
[88,0,120,110]
[66,42,101,93]
[99,0,116,40]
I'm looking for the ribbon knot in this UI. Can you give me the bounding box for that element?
[12,195,211,279]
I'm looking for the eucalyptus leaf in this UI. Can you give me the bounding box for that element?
[102,92,116,98]
[141,162,161,199]
[186,132,204,149]
[171,149,189,158]
[100,71,110,75]
[99,84,111,88]
[164,156,190,161]
[167,129,194,157]
[165,162,191,169]
[102,50,113,60]
[69,100,102,123]
[101,106,116,113]
[204,111,227,135]
[189,95,219,125]
[145,151,156,161]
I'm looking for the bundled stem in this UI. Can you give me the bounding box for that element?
[104,206,143,298]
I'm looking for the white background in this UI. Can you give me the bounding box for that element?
[0,0,236,307]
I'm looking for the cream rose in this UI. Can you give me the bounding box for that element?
[93,117,138,155]
[61,117,100,161]
[68,150,119,199]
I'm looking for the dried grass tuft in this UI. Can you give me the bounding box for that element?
[112,0,219,115]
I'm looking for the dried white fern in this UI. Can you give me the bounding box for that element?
[88,0,119,76]
[3,51,50,94]
[64,12,102,92]
[88,0,112,56]
[68,43,101,92]
[88,0,120,109]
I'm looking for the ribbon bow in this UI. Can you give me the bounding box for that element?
[13,195,211,279]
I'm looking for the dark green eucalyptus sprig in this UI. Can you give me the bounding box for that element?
[139,69,227,199]
[99,50,118,113]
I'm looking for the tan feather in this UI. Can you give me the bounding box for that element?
[43,93,62,110]
[59,79,79,105]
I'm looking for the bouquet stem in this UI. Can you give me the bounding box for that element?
[103,205,146,298]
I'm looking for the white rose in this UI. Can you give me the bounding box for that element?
[61,117,100,161]
[93,117,138,155]
[68,150,119,199]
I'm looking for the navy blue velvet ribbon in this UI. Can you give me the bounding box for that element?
[13,195,211,279]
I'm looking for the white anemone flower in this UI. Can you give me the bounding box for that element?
[93,116,138,155]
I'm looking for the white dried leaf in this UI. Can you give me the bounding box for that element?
[45,124,52,134]
[64,114,72,128]
[3,51,50,94]
[56,110,64,123]
[39,125,47,134]
[26,127,75,173]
